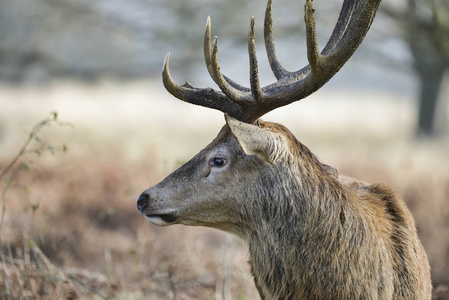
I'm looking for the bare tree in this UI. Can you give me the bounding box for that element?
[382,0,449,136]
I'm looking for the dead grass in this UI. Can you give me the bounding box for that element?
[0,154,258,299]
[0,81,448,299]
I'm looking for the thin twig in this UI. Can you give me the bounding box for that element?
[0,113,70,299]
[7,242,23,297]
[33,242,108,299]
[168,267,178,300]
[104,246,112,280]
[0,165,22,300]
[0,112,70,182]
[66,273,108,300]
[0,165,22,236]
[1,242,11,300]
[0,119,47,182]
[0,113,70,234]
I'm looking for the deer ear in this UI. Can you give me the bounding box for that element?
[225,114,281,163]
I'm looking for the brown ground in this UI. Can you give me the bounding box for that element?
[0,81,448,299]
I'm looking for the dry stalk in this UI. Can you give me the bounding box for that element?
[0,112,70,299]
[168,267,178,300]
[222,234,232,300]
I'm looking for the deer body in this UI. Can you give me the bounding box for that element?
[137,0,432,298]
[139,118,432,299]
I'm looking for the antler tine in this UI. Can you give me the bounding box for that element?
[162,53,185,100]
[204,17,250,92]
[209,37,252,103]
[203,16,215,81]
[163,16,254,120]
[304,0,322,74]
[162,53,247,119]
[264,0,291,80]
[323,0,381,67]
[248,17,263,103]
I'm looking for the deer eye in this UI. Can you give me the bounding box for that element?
[209,157,227,168]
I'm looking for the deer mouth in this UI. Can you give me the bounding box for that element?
[145,212,178,226]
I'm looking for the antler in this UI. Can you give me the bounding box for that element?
[163,0,381,123]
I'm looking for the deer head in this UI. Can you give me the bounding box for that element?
[137,114,318,237]
[138,0,381,229]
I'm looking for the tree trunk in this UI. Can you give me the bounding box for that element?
[416,63,446,136]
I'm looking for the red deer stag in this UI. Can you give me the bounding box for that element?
[137,0,432,299]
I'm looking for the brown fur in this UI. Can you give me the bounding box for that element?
[138,118,432,299]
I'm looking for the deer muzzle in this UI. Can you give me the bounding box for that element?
[136,191,179,226]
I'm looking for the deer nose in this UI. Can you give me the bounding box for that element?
[137,193,149,213]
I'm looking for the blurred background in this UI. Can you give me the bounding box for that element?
[0,0,448,298]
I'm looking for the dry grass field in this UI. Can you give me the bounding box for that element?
[0,81,448,299]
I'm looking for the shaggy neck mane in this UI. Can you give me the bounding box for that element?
[260,121,330,171]
[246,122,367,299]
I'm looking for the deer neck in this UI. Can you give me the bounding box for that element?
[244,166,357,299]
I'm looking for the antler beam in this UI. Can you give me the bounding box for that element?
[163,0,381,123]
